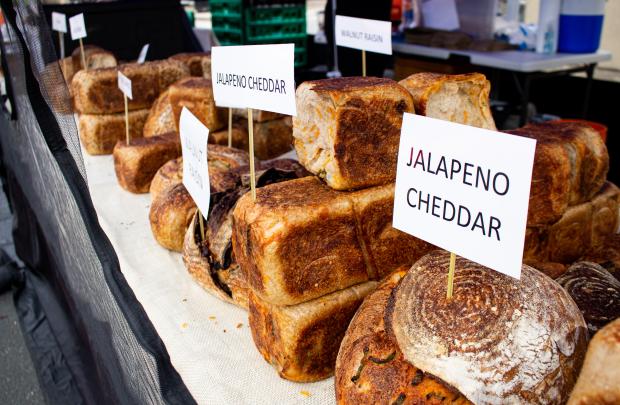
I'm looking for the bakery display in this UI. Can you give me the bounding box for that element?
[79,109,149,155]
[143,89,176,138]
[293,77,414,190]
[113,132,182,193]
[336,250,588,404]
[168,77,226,132]
[398,72,496,130]
[556,261,620,336]
[568,318,620,405]
[169,52,211,78]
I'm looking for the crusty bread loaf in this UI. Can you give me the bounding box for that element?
[143,89,176,137]
[208,117,248,149]
[79,109,149,155]
[506,121,609,225]
[168,77,225,132]
[59,56,75,85]
[113,132,181,193]
[398,72,496,130]
[150,157,183,201]
[169,52,211,78]
[233,108,284,123]
[580,233,620,281]
[232,176,434,306]
[71,45,117,72]
[72,60,190,114]
[556,262,620,336]
[250,281,377,382]
[568,318,620,405]
[336,250,588,404]
[293,77,414,190]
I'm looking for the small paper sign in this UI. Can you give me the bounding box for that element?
[180,107,211,216]
[137,44,149,64]
[392,114,536,279]
[52,12,67,33]
[335,15,392,55]
[69,13,87,40]
[117,71,132,100]
[211,44,296,116]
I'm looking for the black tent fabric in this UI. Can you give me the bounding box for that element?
[0,0,197,403]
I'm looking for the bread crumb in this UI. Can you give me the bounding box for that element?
[300,390,311,397]
[236,323,243,329]
[181,322,188,329]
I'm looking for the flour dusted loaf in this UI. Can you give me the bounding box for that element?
[169,52,211,78]
[113,132,181,193]
[293,77,414,190]
[143,89,176,137]
[72,60,189,114]
[336,250,588,404]
[507,121,609,225]
[398,72,496,130]
[232,176,434,306]
[169,77,225,132]
[79,109,149,155]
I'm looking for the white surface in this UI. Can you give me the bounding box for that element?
[69,13,86,40]
[392,41,612,72]
[421,0,460,31]
[535,0,561,54]
[392,114,536,279]
[82,150,334,404]
[117,71,132,100]
[334,15,392,55]
[211,45,297,116]
[51,12,67,33]
[137,44,150,64]
[180,108,211,215]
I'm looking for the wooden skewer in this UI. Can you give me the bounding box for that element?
[227,107,232,148]
[362,49,366,77]
[124,94,130,145]
[79,37,87,70]
[447,252,456,299]
[248,108,256,201]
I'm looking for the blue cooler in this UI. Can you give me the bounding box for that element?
[558,0,605,53]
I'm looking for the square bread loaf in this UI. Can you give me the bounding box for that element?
[293,77,414,190]
[168,77,226,132]
[169,52,211,78]
[398,72,496,130]
[79,109,149,155]
[232,176,434,306]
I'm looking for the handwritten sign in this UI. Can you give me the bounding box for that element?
[52,12,67,33]
[117,71,132,100]
[137,44,149,64]
[69,13,87,40]
[335,15,392,55]
[392,114,536,279]
[211,44,296,116]
[180,107,211,215]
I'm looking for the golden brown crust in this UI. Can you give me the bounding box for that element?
[149,183,196,252]
[169,52,211,77]
[143,90,176,137]
[79,109,149,155]
[168,77,225,132]
[150,157,183,201]
[232,108,284,123]
[72,60,190,114]
[249,281,377,382]
[293,77,414,190]
[71,45,117,72]
[113,132,181,193]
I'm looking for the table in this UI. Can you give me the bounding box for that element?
[393,41,612,125]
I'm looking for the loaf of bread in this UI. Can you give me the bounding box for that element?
[169,52,211,78]
[113,132,181,193]
[250,281,377,382]
[556,262,620,336]
[150,157,183,201]
[232,176,434,306]
[568,318,620,405]
[72,60,190,114]
[506,121,609,225]
[169,77,225,132]
[59,56,75,86]
[336,250,588,404]
[398,72,496,130]
[293,77,414,190]
[143,89,176,137]
[233,108,284,123]
[71,45,117,72]
[208,117,248,149]
[79,109,149,155]
[580,233,620,281]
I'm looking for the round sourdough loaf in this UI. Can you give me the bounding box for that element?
[335,250,588,405]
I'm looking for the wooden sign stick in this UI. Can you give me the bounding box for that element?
[447,252,456,299]
[124,94,130,145]
[362,50,366,77]
[247,108,256,201]
[198,209,206,241]
[79,37,87,70]
[227,107,232,148]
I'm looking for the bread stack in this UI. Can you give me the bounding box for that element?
[61,45,117,88]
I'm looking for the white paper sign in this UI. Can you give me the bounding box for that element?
[180,108,211,216]
[335,15,392,55]
[117,71,132,100]
[69,13,87,40]
[393,114,536,279]
[52,12,67,33]
[137,44,149,64]
[211,44,296,115]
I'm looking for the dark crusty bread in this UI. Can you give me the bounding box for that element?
[337,250,588,404]
[556,262,620,336]
[113,132,181,194]
[150,157,183,201]
[143,89,176,138]
[168,77,225,132]
[293,77,414,190]
[79,109,149,155]
[169,52,211,78]
[250,281,377,382]
[568,318,620,405]
[232,176,434,306]
[72,60,190,114]
[398,72,496,130]
[506,121,609,225]
[580,233,620,281]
